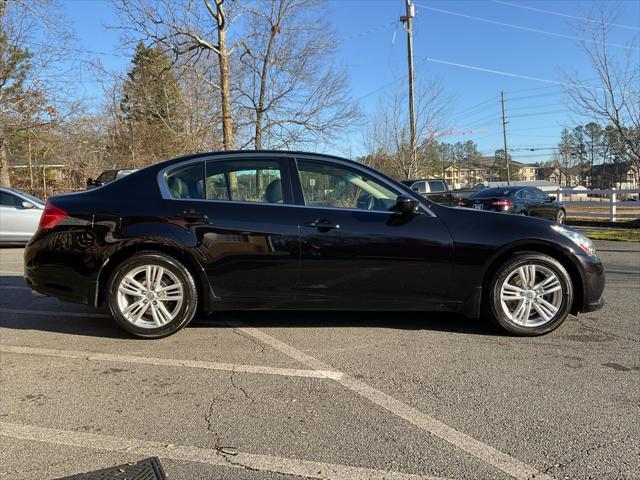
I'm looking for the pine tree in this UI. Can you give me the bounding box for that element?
[115,42,182,166]
[0,25,32,186]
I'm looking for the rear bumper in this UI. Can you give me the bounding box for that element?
[576,253,605,313]
[24,265,95,305]
[24,237,98,306]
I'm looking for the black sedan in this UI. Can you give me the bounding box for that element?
[458,186,566,223]
[24,151,604,338]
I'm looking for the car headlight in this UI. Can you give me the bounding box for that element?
[552,225,596,256]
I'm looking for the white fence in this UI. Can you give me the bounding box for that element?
[553,188,640,222]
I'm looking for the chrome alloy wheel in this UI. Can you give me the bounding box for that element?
[499,264,563,327]
[116,265,184,328]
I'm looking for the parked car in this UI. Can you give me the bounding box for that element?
[458,186,566,223]
[86,168,137,189]
[0,187,45,244]
[400,179,452,205]
[25,151,604,339]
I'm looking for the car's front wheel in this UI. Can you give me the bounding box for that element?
[487,253,573,335]
[107,252,198,338]
[556,209,566,224]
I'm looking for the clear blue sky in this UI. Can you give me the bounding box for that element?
[62,0,640,164]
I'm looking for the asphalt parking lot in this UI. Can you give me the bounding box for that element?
[1,241,638,480]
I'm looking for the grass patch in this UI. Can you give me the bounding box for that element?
[585,229,640,242]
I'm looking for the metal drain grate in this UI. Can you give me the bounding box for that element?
[56,457,167,480]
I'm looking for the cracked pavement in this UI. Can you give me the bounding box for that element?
[0,241,638,479]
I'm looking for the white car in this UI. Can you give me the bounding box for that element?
[0,187,45,244]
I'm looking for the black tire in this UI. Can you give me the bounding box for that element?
[556,209,566,224]
[485,252,573,336]
[107,251,198,339]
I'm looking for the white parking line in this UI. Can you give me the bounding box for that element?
[0,421,451,480]
[0,344,342,380]
[0,307,551,478]
[0,271,22,275]
[238,326,554,480]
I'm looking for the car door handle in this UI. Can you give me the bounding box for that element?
[303,219,340,231]
[178,209,208,221]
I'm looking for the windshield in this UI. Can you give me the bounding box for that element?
[16,190,45,205]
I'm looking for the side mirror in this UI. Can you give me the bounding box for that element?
[394,195,420,215]
[548,196,555,202]
[21,201,35,209]
[86,178,93,186]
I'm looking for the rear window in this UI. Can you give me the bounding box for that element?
[166,162,205,200]
[428,180,446,192]
[469,188,513,198]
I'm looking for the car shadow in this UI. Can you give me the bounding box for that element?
[192,310,499,336]
[0,274,499,339]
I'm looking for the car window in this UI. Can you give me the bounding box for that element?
[428,180,446,192]
[96,170,118,184]
[411,181,426,193]
[166,162,205,200]
[534,189,548,200]
[296,159,398,211]
[514,190,525,199]
[205,159,284,204]
[0,191,20,207]
[14,190,44,206]
[469,188,511,198]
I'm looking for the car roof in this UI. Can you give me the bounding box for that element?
[1,186,28,195]
[155,150,355,169]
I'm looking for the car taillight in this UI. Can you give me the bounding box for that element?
[39,202,68,230]
[490,199,513,207]
[458,199,470,207]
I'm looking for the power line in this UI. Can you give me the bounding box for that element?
[420,57,604,91]
[353,75,406,101]
[447,96,499,123]
[508,109,568,119]
[507,91,567,102]
[492,0,640,31]
[506,102,567,112]
[342,21,399,42]
[414,4,638,50]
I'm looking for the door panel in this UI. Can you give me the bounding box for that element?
[0,200,41,242]
[291,158,453,309]
[161,157,299,306]
[296,208,453,308]
[174,201,300,303]
[523,189,542,217]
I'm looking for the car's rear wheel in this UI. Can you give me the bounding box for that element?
[107,252,198,338]
[487,252,573,336]
[556,209,566,224]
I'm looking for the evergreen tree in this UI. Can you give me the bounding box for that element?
[115,42,182,166]
[0,26,32,186]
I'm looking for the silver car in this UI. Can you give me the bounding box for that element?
[0,187,45,244]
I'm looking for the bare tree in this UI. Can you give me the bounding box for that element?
[563,3,639,168]
[112,0,244,150]
[0,0,77,189]
[237,0,359,149]
[362,80,451,179]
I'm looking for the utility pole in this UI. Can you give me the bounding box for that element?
[401,0,417,169]
[501,91,511,185]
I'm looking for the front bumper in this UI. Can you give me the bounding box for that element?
[576,253,605,313]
